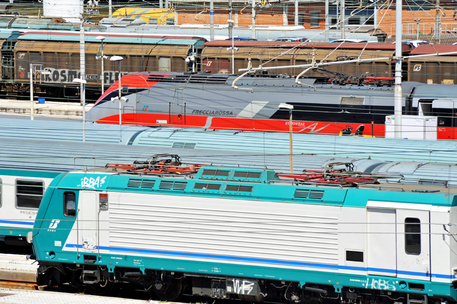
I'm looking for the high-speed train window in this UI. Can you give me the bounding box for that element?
[405,218,421,255]
[16,179,44,209]
[64,192,76,217]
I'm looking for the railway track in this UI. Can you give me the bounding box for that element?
[0,256,285,304]
[0,280,37,290]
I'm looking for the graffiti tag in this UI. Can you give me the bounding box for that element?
[78,176,107,189]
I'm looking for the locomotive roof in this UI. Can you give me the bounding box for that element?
[55,166,457,208]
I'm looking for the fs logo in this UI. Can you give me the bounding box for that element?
[48,219,60,230]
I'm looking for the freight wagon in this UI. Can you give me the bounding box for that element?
[0,29,456,102]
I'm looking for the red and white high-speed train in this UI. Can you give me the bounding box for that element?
[86,71,457,139]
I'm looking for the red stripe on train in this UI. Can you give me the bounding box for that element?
[96,113,388,137]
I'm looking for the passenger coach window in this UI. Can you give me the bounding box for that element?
[0,178,2,207]
[64,192,76,217]
[16,180,44,209]
[405,218,421,255]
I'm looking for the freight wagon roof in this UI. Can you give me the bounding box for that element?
[17,33,205,46]
[203,40,406,51]
[410,44,457,55]
[22,30,207,41]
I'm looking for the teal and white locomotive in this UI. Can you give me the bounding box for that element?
[30,165,457,303]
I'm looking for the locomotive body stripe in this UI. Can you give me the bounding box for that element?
[64,243,453,280]
[0,220,34,226]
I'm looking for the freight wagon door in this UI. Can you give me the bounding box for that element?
[78,191,99,252]
[367,208,397,277]
[396,209,431,281]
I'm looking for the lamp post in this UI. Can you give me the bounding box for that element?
[73,78,87,142]
[110,55,124,142]
[30,64,35,120]
[279,103,294,173]
[95,36,107,94]
[414,19,421,40]
[227,19,238,74]
[29,64,49,120]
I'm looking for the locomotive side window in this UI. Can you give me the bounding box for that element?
[294,189,309,198]
[346,250,363,262]
[405,217,421,255]
[64,192,76,217]
[159,181,173,190]
[173,182,187,190]
[16,179,44,209]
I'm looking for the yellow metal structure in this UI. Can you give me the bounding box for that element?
[112,7,175,25]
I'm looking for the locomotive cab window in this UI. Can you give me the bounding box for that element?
[64,192,76,217]
[405,217,421,255]
[16,179,44,209]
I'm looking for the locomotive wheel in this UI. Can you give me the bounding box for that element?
[85,278,116,296]
[37,267,61,290]
[154,279,183,301]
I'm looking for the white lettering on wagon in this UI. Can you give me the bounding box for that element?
[364,278,396,291]
[41,68,126,84]
[78,176,107,189]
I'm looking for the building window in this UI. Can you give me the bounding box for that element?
[16,179,44,209]
[310,11,320,28]
[406,0,430,10]
[64,192,76,217]
[405,217,421,255]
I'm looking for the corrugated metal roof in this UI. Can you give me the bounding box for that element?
[0,137,372,174]
[2,117,457,185]
[0,117,148,144]
[131,127,457,164]
[2,117,457,164]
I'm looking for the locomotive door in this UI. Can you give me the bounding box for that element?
[171,88,185,124]
[120,86,136,122]
[396,209,431,281]
[78,191,99,252]
[367,208,397,277]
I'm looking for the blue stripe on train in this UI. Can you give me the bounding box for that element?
[65,243,454,280]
